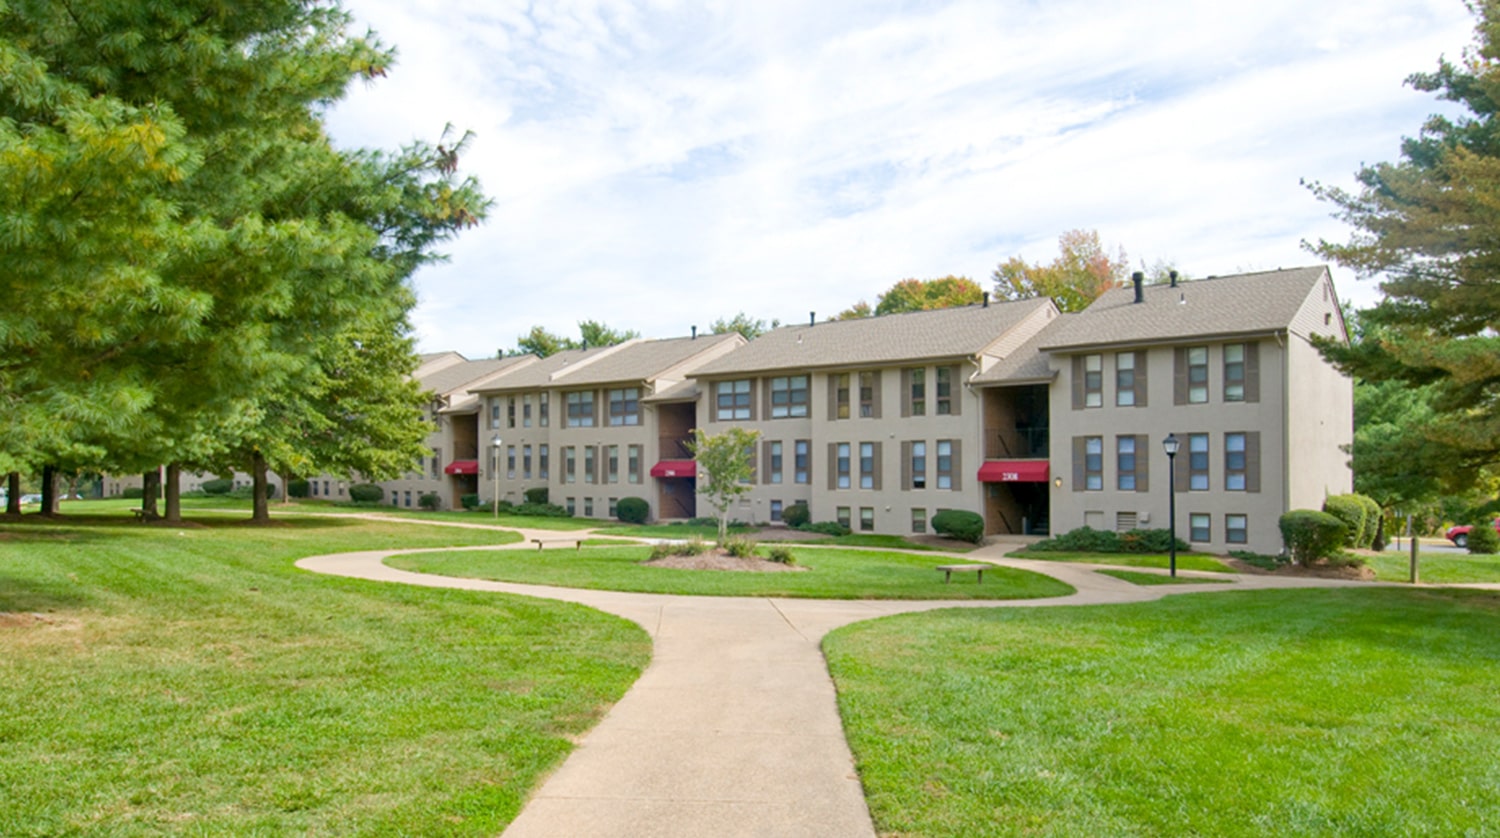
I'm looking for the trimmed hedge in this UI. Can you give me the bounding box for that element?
[286,478,310,498]
[1352,494,1382,547]
[1322,494,1380,548]
[348,483,384,503]
[616,496,649,524]
[782,502,811,528]
[1468,519,1500,555]
[460,493,480,510]
[796,521,851,537]
[932,509,985,544]
[200,478,233,496]
[524,487,549,506]
[1028,526,1187,554]
[418,492,441,511]
[1280,509,1346,566]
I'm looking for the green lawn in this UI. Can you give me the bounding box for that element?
[1095,568,1231,586]
[0,511,648,836]
[591,522,758,539]
[825,588,1500,836]
[1010,548,1236,573]
[1366,549,1500,584]
[390,545,1073,600]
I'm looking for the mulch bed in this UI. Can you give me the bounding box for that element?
[643,549,805,572]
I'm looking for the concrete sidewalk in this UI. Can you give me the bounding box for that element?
[295,533,1379,837]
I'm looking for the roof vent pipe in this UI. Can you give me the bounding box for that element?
[1132,271,1144,304]
[983,292,990,308]
[810,311,816,326]
[1170,270,1179,288]
[691,325,697,340]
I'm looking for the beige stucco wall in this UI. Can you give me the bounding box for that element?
[1285,334,1354,510]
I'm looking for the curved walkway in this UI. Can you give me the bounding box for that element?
[296,527,1382,838]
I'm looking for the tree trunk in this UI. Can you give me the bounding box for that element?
[5,472,19,516]
[718,510,728,544]
[1372,515,1387,552]
[40,465,59,517]
[251,452,270,523]
[141,468,161,519]
[164,463,182,523]
[278,470,294,505]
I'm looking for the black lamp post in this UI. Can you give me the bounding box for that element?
[1162,433,1180,577]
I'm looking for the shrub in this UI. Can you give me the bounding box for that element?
[766,545,796,564]
[648,537,711,559]
[797,521,851,537]
[1468,519,1500,555]
[1352,494,1382,547]
[721,535,758,558]
[509,502,570,518]
[121,487,145,500]
[1279,509,1347,566]
[1030,526,1120,553]
[1321,495,1367,548]
[200,478,233,496]
[782,502,811,528]
[615,496,650,524]
[286,478,309,498]
[932,509,985,544]
[1116,528,1189,554]
[348,483,384,503]
[418,492,441,511]
[460,493,480,510]
[524,487,550,506]
[1229,549,1290,571]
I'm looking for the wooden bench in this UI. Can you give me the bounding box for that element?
[532,537,584,551]
[936,564,989,584]
[130,508,149,523]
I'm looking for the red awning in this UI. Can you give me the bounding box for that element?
[978,460,1050,483]
[651,459,697,478]
[444,459,479,475]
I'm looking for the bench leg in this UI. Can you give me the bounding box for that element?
[976,569,983,584]
[943,570,952,584]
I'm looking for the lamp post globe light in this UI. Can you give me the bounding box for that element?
[1162,433,1180,578]
[491,436,503,519]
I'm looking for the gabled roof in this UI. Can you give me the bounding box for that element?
[419,355,531,397]
[690,298,1054,376]
[1038,266,1332,352]
[468,345,619,393]
[971,317,1071,386]
[549,333,742,387]
[641,379,700,404]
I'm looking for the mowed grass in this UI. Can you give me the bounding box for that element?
[1095,568,1231,586]
[390,546,1073,600]
[825,588,1500,837]
[1365,549,1500,584]
[1010,548,1236,573]
[0,511,649,836]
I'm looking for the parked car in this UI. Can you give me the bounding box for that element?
[1446,518,1500,548]
[19,494,42,505]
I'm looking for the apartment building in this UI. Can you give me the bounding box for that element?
[684,299,1061,535]
[1038,267,1351,555]
[468,333,744,519]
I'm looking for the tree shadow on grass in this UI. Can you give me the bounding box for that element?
[0,571,95,613]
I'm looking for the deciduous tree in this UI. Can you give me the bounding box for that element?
[992,229,1130,312]
[687,427,760,542]
[710,312,777,340]
[874,276,983,315]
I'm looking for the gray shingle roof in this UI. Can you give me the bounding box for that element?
[642,379,700,403]
[551,334,741,386]
[468,347,609,392]
[1038,266,1330,351]
[971,318,1071,385]
[690,298,1053,376]
[419,356,529,396]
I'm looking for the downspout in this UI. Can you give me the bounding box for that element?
[1279,330,1290,523]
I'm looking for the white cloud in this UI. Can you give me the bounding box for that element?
[325,0,1476,356]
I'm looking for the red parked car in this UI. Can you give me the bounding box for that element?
[1446,519,1500,548]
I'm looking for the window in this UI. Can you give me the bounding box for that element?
[769,441,783,484]
[836,443,851,489]
[584,497,594,517]
[860,507,875,532]
[1085,436,1103,490]
[608,497,618,517]
[770,499,783,522]
[1115,353,1136,406]
[715,379,751,420]
[404,491,412,508]
[567,391,594,427]
[431,448,441,479]
[507,396,517,429]
[539,393,549,427]
[795,440,810,484]
[859,442,875,489]
[835,374,851,419]
[911,441,927,489]
[1187,346,1208,403]
[627,445,641,484]
[565,496,575,515]
[911,508,927,534]
[608,387,640,426]
[1226,514,1248,544]
[1084,354,1103,407]
[606,445,619,484]
[522,395,533,427]
[1225,433,1247,491]
[1190,513,1211,542]
[310,482,318,497]
[540,445,550,480]
[585,446,597,484]
[522,444,533,480]
[859,372,876,418]
[770,376,809,418]
[563,446,576,484]
[1189,433,1209,491]
[936,367,953,414]
[1117,436,1136,491]
[506,445,517,479]
[937,440,953,489]
[837,507,851,529]
[1224,344,1246,402]
[908,368,926,416]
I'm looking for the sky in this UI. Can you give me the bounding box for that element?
[323,0,1479,359]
